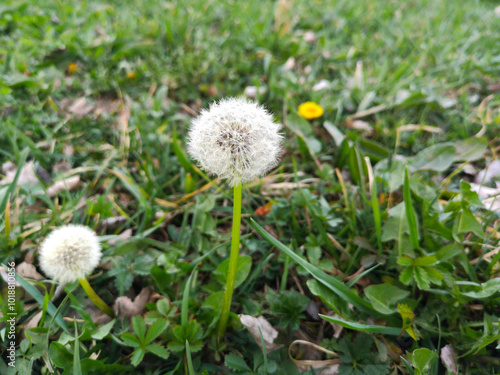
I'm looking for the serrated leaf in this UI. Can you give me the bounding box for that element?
[397,256,414,266]
[414,266,430,290]
[225,353,251,371]
[414,256,437,266]
[145,319,168,345]
[130,348,145,367]
[121,333,141,348]
[146,344,170,359]
[132,316,146,343]
[399,267,414,285]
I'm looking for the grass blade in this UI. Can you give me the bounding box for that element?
[319,314,401,335]
[249,219,379,316]
[404,167,419,250]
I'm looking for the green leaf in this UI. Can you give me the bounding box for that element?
[145,319,168,344]
[91,319,115,340]
[250,219,379,316]
[414,256,437,266]
[397,256,414,266]
[413,267,430,290]
[320,315,401,335]
[454,209,484,238]
[225,353,252,371]
[454,137,487,162]
[12,270,69,333]
[404,168,419,250]
[146,344,170,359]
[436,244,462,261]
[132,316,146,343]
[408,143,455,172]
[214,255,252,289]
[410,348,437,372]
[202,290,224,310]
[364,284,410,315]
[130,348,145,367]
[399,267,414,285]
[459,278,500,299]
[121,333,141,348]
[49,342,73,370]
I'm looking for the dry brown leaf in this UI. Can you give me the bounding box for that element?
[346,119,372,131]
[239,314,282,353]
[16,262,44,281]
[440,344,458,375]
[107,228,133,245]
[1,161,39,187]
[68,97,94,118]
[113,288,151,319]
[0,267,20,286]
[47,175,81,197]
[23,311,43,334]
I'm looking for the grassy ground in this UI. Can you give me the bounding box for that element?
[1,0,499,374]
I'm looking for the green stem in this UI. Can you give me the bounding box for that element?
[218,182,242,339]
[78,278,115,318]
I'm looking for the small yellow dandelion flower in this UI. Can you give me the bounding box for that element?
[127,71,136,79]
[298,101,324,120]
[67,62,78,75]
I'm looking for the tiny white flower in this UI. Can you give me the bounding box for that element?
[187,98,282,186]
[39,224,101,284]
[244,86,267,99]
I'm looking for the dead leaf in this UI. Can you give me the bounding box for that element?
[0,267,20,286]
[24,311,43,333]
[469,182,500,213]
[16,262,44,281]
[244,86,267,99]
[475,159,500,184]
[68,97,94,118]
[313,80,329,91]
[345,119,372,131]
[283,57,296,71]
[254,201,274,216]
[239,314,282,353]
[440,344,458,375]
[1,161,39,187]
[107,228,133,245]
[114,288,151,319]
[46,175,81,197]
[303,31,316,43]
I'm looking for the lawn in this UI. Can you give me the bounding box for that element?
[1,0,499,374]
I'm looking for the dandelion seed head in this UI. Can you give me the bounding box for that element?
[39,224,101,284]
[187,98,282,186]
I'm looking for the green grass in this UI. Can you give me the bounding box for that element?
[1,0,499,374]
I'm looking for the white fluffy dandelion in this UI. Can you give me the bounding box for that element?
[187,98,282,186]
[39,224,101,284]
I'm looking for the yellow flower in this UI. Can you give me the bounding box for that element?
[127,71,136,79]
[298,101,324,120]
[67,62,78,75]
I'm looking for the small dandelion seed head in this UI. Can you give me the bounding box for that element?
[39,224,101,284]
[187,98,282,186]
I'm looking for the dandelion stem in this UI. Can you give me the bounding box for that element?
[78,278,115,318]
[218,182,242,339]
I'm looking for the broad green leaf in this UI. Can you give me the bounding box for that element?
[408,143,455,172]
[49,342,73,370]
[460,278,500,299]
[319,315,400,335]
[454,137,487,162]
[454,209,484,238]
[121,333,141,348]
[364,284,410,315]
[214,255,252,289]
[410,348,437,372]
[202,291,224,310]
[397,256,414,266]
[250,219,379,316]
[436,244,462,261]
[374,156,406,192]
[92,320,115,340]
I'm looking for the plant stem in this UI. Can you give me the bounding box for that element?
[78,278,115,318]
[218,182,242,339]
